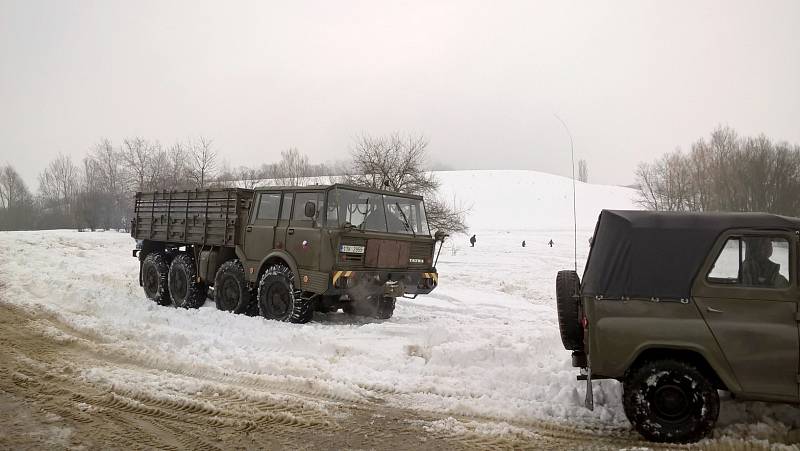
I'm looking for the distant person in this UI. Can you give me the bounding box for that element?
[548,239,554,247]
[522,240,526,247]
[470,234,476,247]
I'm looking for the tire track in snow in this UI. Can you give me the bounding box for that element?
[0,299,676,450]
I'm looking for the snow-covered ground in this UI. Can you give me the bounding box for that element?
[0,170,798,448]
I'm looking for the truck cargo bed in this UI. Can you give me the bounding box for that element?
[132,189,252,247]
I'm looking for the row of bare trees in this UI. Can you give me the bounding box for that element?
[1,136,219,231]
[636,126,800,216]
[1,133,470,234]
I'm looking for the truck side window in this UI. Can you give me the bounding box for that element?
[326,193,338,226]
[293,192,321,224]
[256,193,281,221]
[280,192,293,220]
[708,236,790,288]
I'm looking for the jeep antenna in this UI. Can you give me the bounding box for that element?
[554,113,577,272]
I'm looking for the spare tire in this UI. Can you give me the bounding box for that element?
[556,270,583,351]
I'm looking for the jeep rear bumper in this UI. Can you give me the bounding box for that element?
[329,270,438,297]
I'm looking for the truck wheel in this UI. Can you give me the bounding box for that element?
[556,270,583,351]
[375,296,396,319]
[623,359,719,443]
[168,253,207,309]
[141,252,171,306]
[257,264,313,324]
[344,296,395,319]
[213,260,253,314]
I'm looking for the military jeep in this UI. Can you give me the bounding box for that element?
[132,184,443,323]
[556,210,800,443]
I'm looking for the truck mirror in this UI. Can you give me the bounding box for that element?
[304,201,316,218]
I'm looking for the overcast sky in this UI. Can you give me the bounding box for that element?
[1,0,798,188]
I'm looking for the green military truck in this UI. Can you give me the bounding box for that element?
[131,184,443,323]
[557,210,800,443]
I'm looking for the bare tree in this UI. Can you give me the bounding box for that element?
[39,153,79,219]
[345,133,468,234]
[578,159,588,183]
[0,165,31,210]
[273,148,311,186]
[188,136,217,188]
[0,165,8,209]
[120,137,154,192]
[75,157,104,231]
[346,133,438,194]
[90,139,129,228]
[0,165,36,230]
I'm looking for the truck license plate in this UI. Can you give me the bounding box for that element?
[340,245,365,254]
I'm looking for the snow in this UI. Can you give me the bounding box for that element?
[0,169,798,447]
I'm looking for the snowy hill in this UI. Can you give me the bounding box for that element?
[435,170,638,231]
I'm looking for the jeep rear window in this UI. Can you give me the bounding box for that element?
[707,236,791,288]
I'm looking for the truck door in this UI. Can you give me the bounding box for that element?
[693,231,799,400]
[286,191,323,271]
[243,191,281,274]
[274,191,293,252]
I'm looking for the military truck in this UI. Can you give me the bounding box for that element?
[131,184,443,323]
[556,210,800,443]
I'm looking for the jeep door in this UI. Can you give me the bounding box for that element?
[285,191,323,271]
[243,191,281,272]
[693,230,799,401]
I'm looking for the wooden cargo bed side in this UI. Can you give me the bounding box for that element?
[132,189,253,247]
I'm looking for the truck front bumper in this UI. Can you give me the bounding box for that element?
[329,269,438,297]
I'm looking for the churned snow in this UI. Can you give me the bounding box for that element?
[0,169,797,447]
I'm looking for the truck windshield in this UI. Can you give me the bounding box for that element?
[329,188,430,236]
[384,195,430,236]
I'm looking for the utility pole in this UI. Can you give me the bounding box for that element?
[554,113,577,272]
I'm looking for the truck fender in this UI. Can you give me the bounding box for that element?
[255,250,300,286]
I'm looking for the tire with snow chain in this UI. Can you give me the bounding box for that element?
[213,260,253,314]
[168,253,207,309]
[556,270,583,351]
[623,359,719,443]
[141,252,171,306]
[257,264,313,323]
[375,296,396,319]
[344,295,395,319]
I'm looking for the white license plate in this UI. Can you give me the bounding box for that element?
[340,245,365,254]
[409,258,425,264]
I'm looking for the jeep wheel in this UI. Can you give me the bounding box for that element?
[623,359,719,443]
[168,253,208,309]
[556,270,583,351]
[213,260,253,314]
[141,252,171,306]
[257,264,313,324]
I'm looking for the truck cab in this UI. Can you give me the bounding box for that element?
[239,184,439,318]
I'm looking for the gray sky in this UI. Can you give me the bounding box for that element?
[1,0,798,189]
